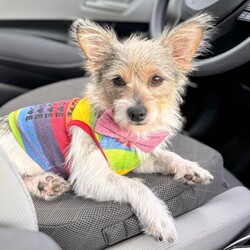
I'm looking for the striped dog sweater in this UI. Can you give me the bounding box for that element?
[8,98,142,179]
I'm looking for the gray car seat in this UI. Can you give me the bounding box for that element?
[0,77,249,250]
[0,145,61,250]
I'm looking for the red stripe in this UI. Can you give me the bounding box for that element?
[51,100,71,177]
[67,120,108,162]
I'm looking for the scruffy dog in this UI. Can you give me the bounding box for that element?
[0,13,214,242]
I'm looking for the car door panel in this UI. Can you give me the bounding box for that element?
[0,0,154,23]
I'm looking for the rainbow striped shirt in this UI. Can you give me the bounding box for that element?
[8,98,141,179]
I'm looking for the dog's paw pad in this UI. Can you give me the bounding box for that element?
[38,174,70,200]
[189,170,213,185]
[174,161,214,185]
[183,164,214,185]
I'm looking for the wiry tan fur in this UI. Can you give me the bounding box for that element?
[0,13,215,242]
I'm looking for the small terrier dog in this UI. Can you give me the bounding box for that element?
[0,13,214,242]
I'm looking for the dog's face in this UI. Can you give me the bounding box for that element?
[72,14,212,134]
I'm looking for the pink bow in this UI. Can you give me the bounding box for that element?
[95,109,169,153]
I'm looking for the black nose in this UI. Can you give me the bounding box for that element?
[127,106,147,122]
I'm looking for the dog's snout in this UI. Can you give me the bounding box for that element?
[127,106,147,122]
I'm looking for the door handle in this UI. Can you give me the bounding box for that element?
[84,0,130,13]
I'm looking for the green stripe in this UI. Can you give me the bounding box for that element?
[8,110,25,149]
[103,149,141,172]
[95,132,102,142]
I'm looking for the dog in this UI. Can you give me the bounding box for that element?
[0,13,214,242]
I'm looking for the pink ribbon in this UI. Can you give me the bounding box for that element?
[95,109,169,153]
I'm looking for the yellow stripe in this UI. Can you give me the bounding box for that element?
[115,169,132,175]
[72,98,91,125]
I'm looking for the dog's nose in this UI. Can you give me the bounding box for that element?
[127,106,147,122]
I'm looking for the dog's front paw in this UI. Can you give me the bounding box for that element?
[37,173,70,200]
[143,211,177,242]
[174,161,214,185]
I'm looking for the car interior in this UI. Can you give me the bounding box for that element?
[0,0,249,249]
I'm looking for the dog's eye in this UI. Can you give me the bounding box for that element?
[113,77,126,87]
[151,76,163,86]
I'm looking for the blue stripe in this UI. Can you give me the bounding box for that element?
[33,102,67,178]
[18,106,50,171]
[99,135,132,151]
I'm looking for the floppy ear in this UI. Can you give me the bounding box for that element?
[161,13,214,72]
[71,19,117,71]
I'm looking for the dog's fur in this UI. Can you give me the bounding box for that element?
[0,13,214,242]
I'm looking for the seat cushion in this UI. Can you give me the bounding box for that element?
[0,77,230,249]
[32,133,228,250]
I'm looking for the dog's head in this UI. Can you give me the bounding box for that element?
[71,14,213,134]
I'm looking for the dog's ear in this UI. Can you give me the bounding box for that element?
[160,13,214,72]
[71,19,117,71]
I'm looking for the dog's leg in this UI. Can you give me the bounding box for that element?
[134,148,213,185]
[0,116,70,199]
[67,126,177,242]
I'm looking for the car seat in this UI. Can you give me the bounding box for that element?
[0,77,249,250]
